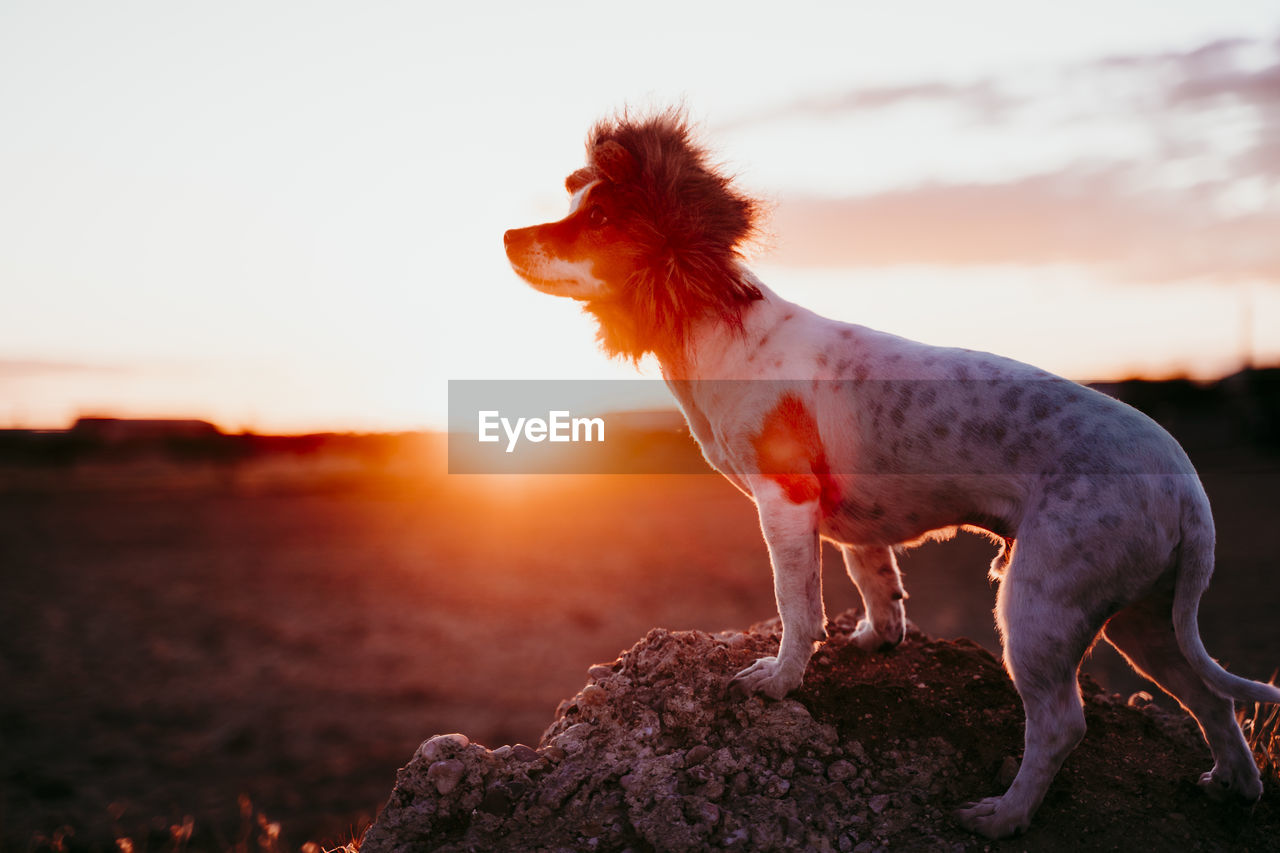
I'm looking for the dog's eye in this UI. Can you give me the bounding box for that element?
[587,206,607,228]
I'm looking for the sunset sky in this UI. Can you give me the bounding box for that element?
[2,1,1278,433]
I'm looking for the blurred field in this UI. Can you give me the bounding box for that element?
[1,396,1278,851]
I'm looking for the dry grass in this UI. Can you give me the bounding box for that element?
[1240,675,1280,786]
[25,796,297,853]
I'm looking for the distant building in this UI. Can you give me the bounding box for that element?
[70,417,222,442]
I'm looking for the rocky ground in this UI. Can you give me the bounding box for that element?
[361,611,1280,853]
[3,434,1276,851]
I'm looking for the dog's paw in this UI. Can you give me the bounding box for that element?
[727,656,802,700]
[1198,770,1263,804]
[849,617,903,652]
[954,797,1030,840]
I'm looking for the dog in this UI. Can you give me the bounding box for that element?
[502,109,1279,839]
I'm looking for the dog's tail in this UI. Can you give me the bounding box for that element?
[1172,487,1280,705]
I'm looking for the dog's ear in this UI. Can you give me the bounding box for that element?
[592,140,638,184]
[565,167,596,194]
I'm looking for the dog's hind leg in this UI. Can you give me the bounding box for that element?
[841,545,906,651]
[1103,570,1263,803]
[956,535,1102,839]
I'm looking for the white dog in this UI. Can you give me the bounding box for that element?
[502,109,1279,838]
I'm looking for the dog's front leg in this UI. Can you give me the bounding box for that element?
[729,479,826,700]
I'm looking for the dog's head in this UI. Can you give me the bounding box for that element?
[504,109,763,361]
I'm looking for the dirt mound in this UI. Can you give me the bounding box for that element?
[359,611,1279,852]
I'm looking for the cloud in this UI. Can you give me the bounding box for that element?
[0,359,127,379]
[769,168,1280,280]
[1158,44,1280,179]
[740,34,1280,281]
[1173,62,1280,108]
[1093,36,1251,74]
[732,36,1277,129]
[718,80,1016,131]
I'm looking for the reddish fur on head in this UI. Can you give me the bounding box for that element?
[572,109,765,360]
